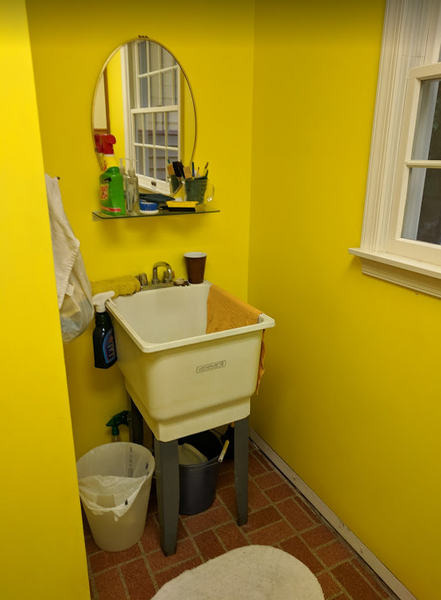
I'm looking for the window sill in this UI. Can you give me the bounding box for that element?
[348,247,441,298]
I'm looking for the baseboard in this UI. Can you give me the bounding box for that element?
[249,428,417,600]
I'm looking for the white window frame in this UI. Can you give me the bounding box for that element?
[121,41,180,194]
[349,0,441,298]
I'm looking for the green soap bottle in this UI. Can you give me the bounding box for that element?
[95,133,126,216]
[100,166,126,216]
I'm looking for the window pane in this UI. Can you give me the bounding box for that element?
[144,113,153,145]
[156,149,166,181]
[167,149,178,164]
[149,41,160,72]
[155,113,165,146]
[174,69,178,105]
[145,147,154,178]
[412,79,441,160]
[162,47,175,69]
[166,112,178,148]
[151,73,160,107]
[135,114,143,143]
[402,168,441,244]
[139,77,148,108]
[138,41,147,75]
[162,70,174,106]
[136,146,144,176]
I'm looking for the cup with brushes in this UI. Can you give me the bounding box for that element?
[166,161,214,211]
[184,162,214,204]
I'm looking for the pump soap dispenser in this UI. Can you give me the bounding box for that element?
[92,292,117,369]
[126,158,139,214]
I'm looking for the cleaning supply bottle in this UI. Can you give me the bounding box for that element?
[106,410,130,442]
[97,135,126,216]
[92,292,117,369]
[126,158,139,215]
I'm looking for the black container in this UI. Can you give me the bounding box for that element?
[93,310,117,369]
[178,431,223,515]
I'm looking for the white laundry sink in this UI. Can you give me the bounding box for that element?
[106,281,275,442]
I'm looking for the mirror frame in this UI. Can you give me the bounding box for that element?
[92,35,197,196]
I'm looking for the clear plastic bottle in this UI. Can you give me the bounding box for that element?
[119,158,129,212]
[126,158,139,214]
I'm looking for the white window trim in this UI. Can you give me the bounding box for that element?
[349,0,441,298]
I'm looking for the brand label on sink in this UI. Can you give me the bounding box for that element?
[196,360,226,373]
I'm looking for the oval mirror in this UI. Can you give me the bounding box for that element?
[92,37,197,195]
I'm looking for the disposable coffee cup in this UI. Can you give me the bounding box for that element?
[184,252,207,284]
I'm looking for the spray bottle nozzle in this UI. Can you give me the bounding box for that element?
[92,291,115,313]
[106,410,130,438]
[94,134,117,155]
[128,158,137,176]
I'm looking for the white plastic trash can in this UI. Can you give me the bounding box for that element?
[77,442,155,552]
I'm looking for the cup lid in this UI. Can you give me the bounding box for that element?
[184,252,207,258]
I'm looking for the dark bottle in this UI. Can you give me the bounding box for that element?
[92,293,117,369]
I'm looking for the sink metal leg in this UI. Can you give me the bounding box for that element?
[234,416,249,526]
[154,436,179,556]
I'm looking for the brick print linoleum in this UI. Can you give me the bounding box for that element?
[84,441,400,600]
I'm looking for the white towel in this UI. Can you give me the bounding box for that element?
[45,174,80,309]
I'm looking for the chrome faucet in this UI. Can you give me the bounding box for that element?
[152,261,174,285]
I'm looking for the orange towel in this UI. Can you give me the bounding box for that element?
[206,284,266,393]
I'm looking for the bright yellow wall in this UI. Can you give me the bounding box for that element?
[0,1,89,598]
[249,2,439,599]
[26,0,255,460]
[22,0,437,596]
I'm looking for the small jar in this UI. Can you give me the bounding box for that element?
[139,200,159,215]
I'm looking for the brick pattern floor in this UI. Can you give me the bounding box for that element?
[84,441,400,600]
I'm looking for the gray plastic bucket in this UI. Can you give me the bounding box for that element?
[178,431,223,515]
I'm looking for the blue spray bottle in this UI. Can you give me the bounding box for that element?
[92,292,117,369]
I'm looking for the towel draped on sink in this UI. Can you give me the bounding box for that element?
[206,284,266,393]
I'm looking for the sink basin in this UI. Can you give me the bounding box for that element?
[107,281,275,441]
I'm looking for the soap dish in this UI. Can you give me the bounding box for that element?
[139,200,159,215]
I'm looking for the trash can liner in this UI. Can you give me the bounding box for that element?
[76,442,155,521]
[77,442,155,552]
[78,474,150,519]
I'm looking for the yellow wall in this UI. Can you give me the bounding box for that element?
[249,1,440,599]
[0,1,89,598]
[19,0,440,597]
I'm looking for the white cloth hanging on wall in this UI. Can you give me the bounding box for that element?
[45,174,80,308]
[45,174,93,342]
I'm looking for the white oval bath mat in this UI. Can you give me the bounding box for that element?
[153,545,324,599]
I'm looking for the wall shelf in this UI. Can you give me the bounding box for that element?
[92,206,219,220]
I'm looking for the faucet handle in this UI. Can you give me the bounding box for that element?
[162,269,174,283]
[136,273,148,287]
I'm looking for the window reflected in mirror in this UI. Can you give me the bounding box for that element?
[92,37,196,194]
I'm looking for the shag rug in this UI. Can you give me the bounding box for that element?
[152,545,324,599]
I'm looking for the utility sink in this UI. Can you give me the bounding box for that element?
[106,281,275,442]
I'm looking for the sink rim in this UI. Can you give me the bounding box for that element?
[106,281,275,354]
